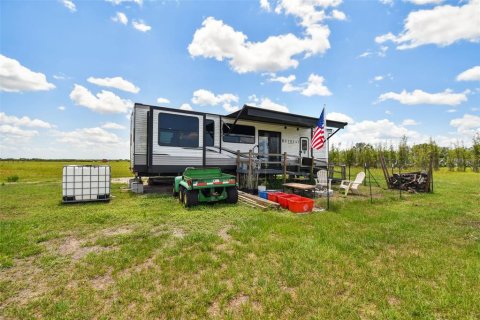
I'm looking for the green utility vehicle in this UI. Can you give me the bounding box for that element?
[173,167,238,207]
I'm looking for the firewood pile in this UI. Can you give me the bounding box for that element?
[389,171,430,192]
[379,152,434,193]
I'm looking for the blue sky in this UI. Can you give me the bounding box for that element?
[1,0,479,159]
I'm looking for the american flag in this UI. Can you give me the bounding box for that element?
[312,108,325,150]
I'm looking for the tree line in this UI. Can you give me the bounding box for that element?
[329,133,480,172]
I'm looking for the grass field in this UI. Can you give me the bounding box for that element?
[0,161,479,319]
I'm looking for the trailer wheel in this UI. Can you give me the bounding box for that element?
[226,187,238,204]
[183,189,199,207]
[179,186,185,203]
[172,185,179,197]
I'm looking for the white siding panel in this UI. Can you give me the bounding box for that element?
[134,106,149,154]
[134,154,147,165]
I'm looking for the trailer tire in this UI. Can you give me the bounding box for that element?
[226,187,238,204]
[183,189,199,207]
[179,186,185,203]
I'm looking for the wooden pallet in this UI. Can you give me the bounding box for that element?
[238,191,281,210]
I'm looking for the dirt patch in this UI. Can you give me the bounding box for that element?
[51,236,113,261]
[218,226,232,241]
[208,300,220,317]
[388,296,400,306]
[228,294,249,311]
[150,225,168,236]
[91,272,114,290]
[0,257,48,307]
[102,226,134,237]
[111,177,134,184]
[172,228,185,238]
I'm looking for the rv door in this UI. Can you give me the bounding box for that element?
[300,137,309,157]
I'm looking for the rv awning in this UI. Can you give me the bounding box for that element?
[225,105,348,129]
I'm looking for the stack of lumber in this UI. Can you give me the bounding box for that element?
[238,191,281,210]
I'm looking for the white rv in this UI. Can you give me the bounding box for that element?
[130,103,347,177]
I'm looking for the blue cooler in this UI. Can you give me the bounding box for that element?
[259,190,268,199]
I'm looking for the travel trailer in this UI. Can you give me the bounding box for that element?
[130,103,347,177]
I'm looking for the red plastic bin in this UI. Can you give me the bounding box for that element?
[288,197,314,213]
[277,194,301,208]
[268,192,285,203]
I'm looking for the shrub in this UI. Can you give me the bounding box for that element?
[6,175,19,182]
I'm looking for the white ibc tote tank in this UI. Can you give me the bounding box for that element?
[62,165,111,203]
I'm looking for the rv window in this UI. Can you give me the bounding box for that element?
[301,139,308,151]
[205,119,215,147]
[222,123,255,144]
[158,113,199,147]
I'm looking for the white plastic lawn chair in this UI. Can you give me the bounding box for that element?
[340,172,365,196]
[315,170,328,190]
[315,170,333,197]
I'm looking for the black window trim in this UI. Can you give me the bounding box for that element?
[205,118,215,147]
[158,112,200,148]
[222,122,256,144]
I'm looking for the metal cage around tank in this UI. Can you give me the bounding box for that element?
[62,165,111,203]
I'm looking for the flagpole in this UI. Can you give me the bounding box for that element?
[325,104,329,211]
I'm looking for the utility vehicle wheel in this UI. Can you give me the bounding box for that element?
[226,187,238,204]
[179,186,185,203]
[172,185,179,197]
[183,189,199,207]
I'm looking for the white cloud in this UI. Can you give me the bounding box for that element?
[101,122,125,130]
[301,74,332,96]
[188,17,331,73]
[379,0,393,6]
[157,97,170,104]
[472,107,479,112]
[0,125,38,138]
[254,98,289,113]
[191,89,239,112]
[132,20,151,32]
[260,0,271,11]
[106,0,142,5]
[339,119,426,146]
[179,103,193,111]
[268,74,302,92]
[330,9,346,21]
[327,112,354,124]
[54,127,122,146]
[446,109,457,113]
[378,89,468,106]
[0,55,55,92]
[375,0,480,49]
[62,0,76,12]
[87,76,139,93]
[385,110,392,115]
[373,75,384,81]
[456,66,480,82]
[401,119,420,126]
[268,73,331,96]
[450,114,480,137]
[53,73,70,80]
[58,106,66,111]
[358,45,388,58]
[112,12,128,25]
[406,0,443,5]
[274,0,342,28]
[0,112,52,128]
[69,84,133,114]
[248,94,259,103]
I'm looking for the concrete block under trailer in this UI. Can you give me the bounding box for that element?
[173,167,238,207]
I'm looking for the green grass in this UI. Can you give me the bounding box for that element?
[0,160,132,182]
[0,162,479,319]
